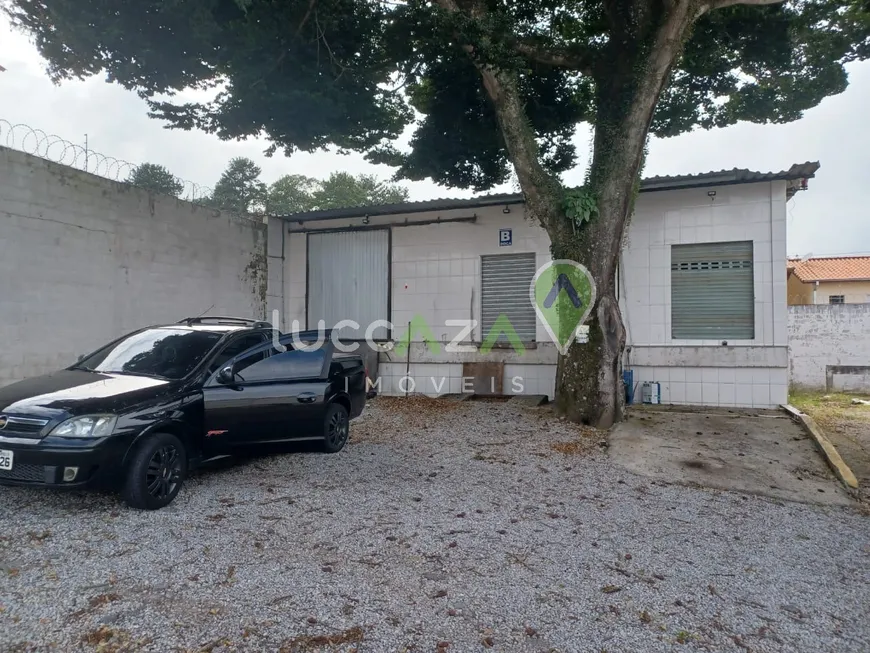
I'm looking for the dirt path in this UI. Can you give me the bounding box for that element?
[790,391,870,501]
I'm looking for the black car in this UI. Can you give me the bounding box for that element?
[0,317,368,509]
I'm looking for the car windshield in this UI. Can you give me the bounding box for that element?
[76,328,224,380]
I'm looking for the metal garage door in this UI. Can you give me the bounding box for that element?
[308,230,389,339]
[671,241,755,340]
[481,253,537,341]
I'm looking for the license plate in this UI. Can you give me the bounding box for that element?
[0,450,12,471]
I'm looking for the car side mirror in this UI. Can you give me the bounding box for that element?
[217,365,236,385]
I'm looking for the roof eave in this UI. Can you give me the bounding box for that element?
[796,277,870,284]
[273,161,820,224]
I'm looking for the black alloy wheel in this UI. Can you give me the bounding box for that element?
[323,404,349,453]
[123,432,187,510]
[146,445,183,501]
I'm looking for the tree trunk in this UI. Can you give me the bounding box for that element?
[472,63,658,428]
[552,3,696,427]
[439,0,695,427]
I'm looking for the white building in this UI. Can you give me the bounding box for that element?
[266,163,818,409]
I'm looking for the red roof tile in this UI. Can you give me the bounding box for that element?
[789,256,870,282]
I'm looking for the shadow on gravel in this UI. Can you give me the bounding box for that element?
[190,440,325,480]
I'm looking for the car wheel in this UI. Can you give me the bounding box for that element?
[322,403,350,453]
[122,433,187,510]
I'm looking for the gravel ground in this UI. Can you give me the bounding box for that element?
[1,397,868,653]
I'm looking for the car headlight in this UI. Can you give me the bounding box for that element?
[50,415,117,438]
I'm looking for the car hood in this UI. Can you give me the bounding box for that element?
[0,369,172,419]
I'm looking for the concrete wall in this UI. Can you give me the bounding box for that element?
[0,147,267,385]
[788,304,870,391]
[272,180,790,407]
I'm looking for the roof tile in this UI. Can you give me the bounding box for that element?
[789,256,870,282]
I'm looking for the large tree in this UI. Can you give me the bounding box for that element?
[127,162,184,197]
[8,0,868,426]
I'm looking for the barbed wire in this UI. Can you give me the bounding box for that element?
[0,119,213,202]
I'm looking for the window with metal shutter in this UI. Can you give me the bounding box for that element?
[481,253,537,341]
[671,241,754,340]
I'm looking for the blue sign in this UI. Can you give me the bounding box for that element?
[499,228,512,246]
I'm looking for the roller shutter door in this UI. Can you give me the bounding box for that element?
[481,253,537,341]
[307,230,389,339]
[671,241,754,340]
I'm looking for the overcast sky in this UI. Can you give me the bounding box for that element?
[2,15,868,257]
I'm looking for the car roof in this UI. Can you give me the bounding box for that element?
[150,324,254,334]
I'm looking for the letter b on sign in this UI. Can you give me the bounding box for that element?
[499,229,512,246]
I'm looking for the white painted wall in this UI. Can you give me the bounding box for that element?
[788,304,870,391]
[0,147,267,386]
[275,180,791,407]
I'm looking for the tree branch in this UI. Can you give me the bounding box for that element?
[514,41,594,74]
[699,0,784,17]
[430,0,565,232]
[294,0,317,37]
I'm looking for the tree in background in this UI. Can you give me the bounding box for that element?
[312,172,409,211]
[127,163,183,197]
[267,172,409,214]
[8,0,868,425]
[266,174,320,214]
[209,157,267,214]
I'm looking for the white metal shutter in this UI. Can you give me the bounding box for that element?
[671,241,754,340]
[307,230,389,339]
[481,253,537,341]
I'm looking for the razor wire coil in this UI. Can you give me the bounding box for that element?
[0,119,213,202]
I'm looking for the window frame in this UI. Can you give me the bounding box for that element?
[205,332,334,387]
[205,332,269,375]
[829,295,845,305]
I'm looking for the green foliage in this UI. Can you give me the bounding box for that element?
[563,187,598,230]
[127,163,183,197]
[266,174,320,214]
[4,0,869,192]
[313,172,409,210]
[266,171,409,214]
[210,157,267,214]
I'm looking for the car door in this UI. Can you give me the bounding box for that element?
[202,333,333,449]
[200,333,272,452]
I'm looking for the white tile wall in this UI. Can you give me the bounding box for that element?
[631,365,787,408]
[621,181,788,348]
[376,362,556,398]
[389,207,552,343]
[282,180,791,408]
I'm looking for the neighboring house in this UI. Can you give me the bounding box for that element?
[266,162,818,409]
[787,256,870,305]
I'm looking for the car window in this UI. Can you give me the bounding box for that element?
[208,333,267,373]
[236,349,327,383]
[78,328,223,380]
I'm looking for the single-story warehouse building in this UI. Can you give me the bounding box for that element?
[265,162,818,409]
